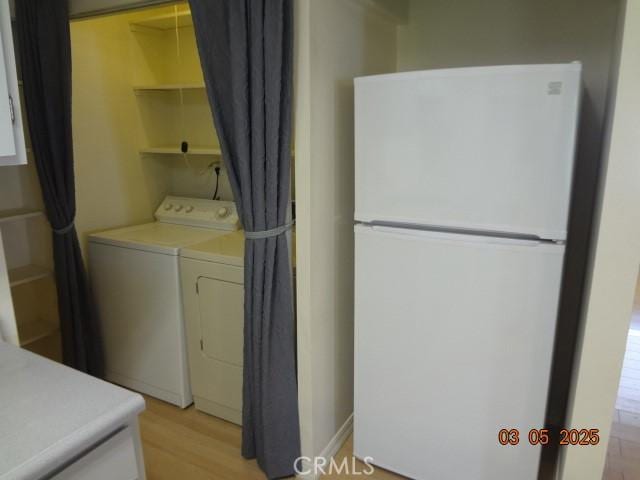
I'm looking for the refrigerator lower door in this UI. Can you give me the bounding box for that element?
[354,225,564,480]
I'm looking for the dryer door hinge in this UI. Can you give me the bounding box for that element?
[196,282,199,294]
[200,338,204,350]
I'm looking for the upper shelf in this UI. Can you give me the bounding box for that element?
[133,84,205,93]
[139,146,222,156]
[0,208,44,225]
[129,10,192,32]
[18,318,58,347]
[9,264,53,288]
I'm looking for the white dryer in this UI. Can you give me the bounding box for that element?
[179,231,244,424]
[88,196,239,408]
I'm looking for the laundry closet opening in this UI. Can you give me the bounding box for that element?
[70,0,296,445]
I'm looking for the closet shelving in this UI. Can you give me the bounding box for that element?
[0,207,58,347]
[0,206,59,353]
[130,5,222,160]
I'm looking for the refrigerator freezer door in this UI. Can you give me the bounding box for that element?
[354,225,564,480]
[355,64,580,240]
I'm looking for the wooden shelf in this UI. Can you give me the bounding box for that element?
[0,208,44,224]
[18,319,59,347]
[9,265,53,288]
[130,9,192,31]
[140,146,222,156]
[133,83,205,93]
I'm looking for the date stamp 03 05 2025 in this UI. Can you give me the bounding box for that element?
[498,428,600,446]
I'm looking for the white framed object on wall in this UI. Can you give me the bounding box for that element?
[0,0,26,166]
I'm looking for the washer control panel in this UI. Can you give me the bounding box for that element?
[155,196,240,231]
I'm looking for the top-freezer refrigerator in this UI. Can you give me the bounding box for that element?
[353,63,581,480]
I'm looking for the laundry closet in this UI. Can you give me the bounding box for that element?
[71,2,249,424]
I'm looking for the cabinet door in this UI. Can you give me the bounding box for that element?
[0,0,26,166]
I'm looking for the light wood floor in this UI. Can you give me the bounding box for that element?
[139,396,404,479]
[603,280,640,480]
[139,396,266,480]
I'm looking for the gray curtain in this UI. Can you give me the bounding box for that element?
[16,0,104,376]
[188,1,300,478]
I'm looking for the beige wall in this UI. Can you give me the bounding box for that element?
[294,0,398,461]
[561,1,640,477]
[396,0,620,185]
[71,10,168,252]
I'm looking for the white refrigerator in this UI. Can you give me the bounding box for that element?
[353,64,581,479]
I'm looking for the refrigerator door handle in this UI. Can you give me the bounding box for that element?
[367,225,547,247]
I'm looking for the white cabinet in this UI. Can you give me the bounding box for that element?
[51,426,143,480]
[0,0,26,166]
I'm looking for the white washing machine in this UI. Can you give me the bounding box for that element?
[179,231,244,424]
[88,196,239,408]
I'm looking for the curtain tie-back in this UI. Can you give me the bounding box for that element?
[244,220,294,240]
[52,221,75,235]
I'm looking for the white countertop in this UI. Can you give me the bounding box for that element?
[0,343,145,480]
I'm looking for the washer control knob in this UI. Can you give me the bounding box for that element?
[164,203,173,211]
[185,205,194,213]
[217,207,229,218]
[175,205,184,212]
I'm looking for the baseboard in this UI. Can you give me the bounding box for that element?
[105,371,192,408]
[296,413,353,480]
[320,413,353,461]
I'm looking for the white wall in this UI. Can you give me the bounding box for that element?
[294,0,398,462]
[561,1,640,477]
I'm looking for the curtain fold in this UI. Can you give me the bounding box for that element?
[16,0,103,377]
[189,0,300,477]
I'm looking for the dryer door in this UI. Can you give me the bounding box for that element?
[179,257,244,425]
[181,256,244,424]
[197,276,244,367]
